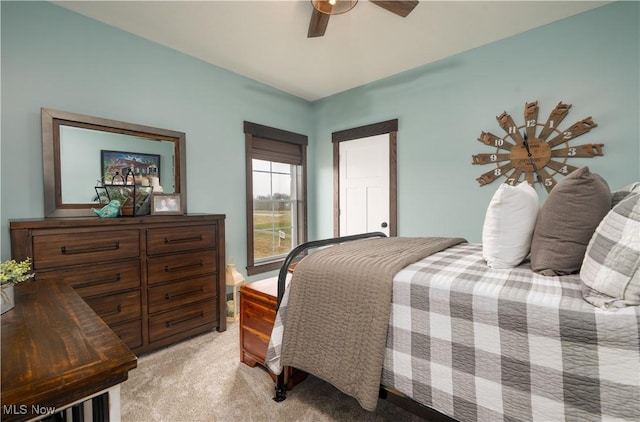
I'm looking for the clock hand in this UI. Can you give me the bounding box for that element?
[523,133,532,155]
[523,134,540,182]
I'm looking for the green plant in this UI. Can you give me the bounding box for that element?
[0,258,35,285]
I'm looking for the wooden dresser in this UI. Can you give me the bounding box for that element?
[9,214,225,355]
[239,276,306,388]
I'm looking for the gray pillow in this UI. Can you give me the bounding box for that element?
[530,166,611,276]
[611,182,640,207]
[581,192,640,308]
[611,190,632,208]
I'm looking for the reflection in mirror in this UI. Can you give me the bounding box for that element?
[59,126,176,203]
[42,108,186,218]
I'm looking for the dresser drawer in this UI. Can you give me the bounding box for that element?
[32,230,140,269]
[111,319,143,350]
[84,290,141,325]
[148,275,217,314]
[147,250,216,285]
[148,299,217,343]
[36,260,141,297]
[147,225,216,255]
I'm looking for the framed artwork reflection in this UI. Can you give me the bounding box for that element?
[101,150,160,184]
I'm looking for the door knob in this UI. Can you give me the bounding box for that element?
[381,222,388,228]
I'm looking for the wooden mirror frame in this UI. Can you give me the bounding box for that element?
[41,107,187,218]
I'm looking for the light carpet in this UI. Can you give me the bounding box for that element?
[120,322,424,421]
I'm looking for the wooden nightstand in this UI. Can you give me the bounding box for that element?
[239,276,306,389]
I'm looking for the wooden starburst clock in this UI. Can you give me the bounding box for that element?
[472,101,604,192]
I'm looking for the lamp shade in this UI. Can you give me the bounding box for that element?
[225,264,244,322]
[225,264,245,286]
[311,0,358,15]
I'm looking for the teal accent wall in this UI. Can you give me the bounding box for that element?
[309,1,639,242]
[2,1,638,277]
[0,1,313,273]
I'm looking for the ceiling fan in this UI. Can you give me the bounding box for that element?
[308,0,419,38]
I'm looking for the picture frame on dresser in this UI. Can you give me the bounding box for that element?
[151,193,183,215]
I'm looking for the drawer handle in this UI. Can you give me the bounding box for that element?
[102,304,122,317]
[164,261,204,272]
[75,273,121,288]
[164,235,203,244]
[165,287,204,301]
[61,241,120,255]
[165,311,204,328]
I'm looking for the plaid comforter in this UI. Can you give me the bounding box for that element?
[268,242,640,421]
[382,243,640,421]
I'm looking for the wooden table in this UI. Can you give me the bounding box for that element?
[1,280,137,422]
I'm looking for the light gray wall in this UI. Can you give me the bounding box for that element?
[309,1,639,242]
[2,1,638,279]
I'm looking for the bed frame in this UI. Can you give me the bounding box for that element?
[271,232,455,421]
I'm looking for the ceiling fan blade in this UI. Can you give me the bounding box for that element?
[370,1,419,17]
[308,8,330,38]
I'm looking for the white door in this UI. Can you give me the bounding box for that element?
[339,134,390,236]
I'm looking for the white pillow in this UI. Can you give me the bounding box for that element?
[482,182,539,268]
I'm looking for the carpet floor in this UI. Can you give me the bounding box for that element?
[120,322,424,421]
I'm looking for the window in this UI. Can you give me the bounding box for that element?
[252,159,300,261]
[244,122,307,275]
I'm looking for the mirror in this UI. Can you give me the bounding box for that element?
[41,107,187,218]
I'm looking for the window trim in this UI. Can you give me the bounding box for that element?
[244,121,308,276]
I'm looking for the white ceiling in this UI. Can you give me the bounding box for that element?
[53,1,610,101]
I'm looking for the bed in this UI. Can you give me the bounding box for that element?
[265,171,640,421]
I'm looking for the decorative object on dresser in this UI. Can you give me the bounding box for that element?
[95,167,154,217]
[239,277,306,389]
[225,263,245,322]
[151,193,184,215]
[472,100,604,191]
[9,214,226,354]
[92,199,122,219]
[0,258,35,314]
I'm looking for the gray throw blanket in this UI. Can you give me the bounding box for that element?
[280,236,466,411]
